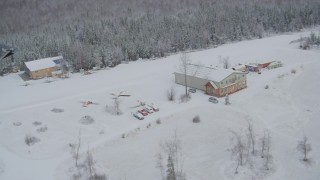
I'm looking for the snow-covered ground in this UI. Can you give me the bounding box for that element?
[0,29,319,180]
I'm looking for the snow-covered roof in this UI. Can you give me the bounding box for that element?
[268,61,282,66]
[233,64,246,70]
[25,56,63,71]
[181,64,240,82]
[245,63,258,67]
[208,81,218,89]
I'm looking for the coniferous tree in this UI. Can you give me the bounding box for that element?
[166,155,176,180]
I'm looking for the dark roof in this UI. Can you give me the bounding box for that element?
[53,59,61,64]
[0,44,14,61]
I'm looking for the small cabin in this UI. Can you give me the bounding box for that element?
[24,56,63,79]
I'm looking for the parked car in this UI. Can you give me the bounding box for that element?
[144,105,154,113]
[133,112,144,120]
[208,97,219,104]
[188,88,196,93]
[148,104,159,112]
[138,109,148,116]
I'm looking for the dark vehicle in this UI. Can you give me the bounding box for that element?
[209,97,219,104]
[188,88,196,93]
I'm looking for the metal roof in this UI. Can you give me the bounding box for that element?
[24,56,63,71]
[182,64,239,82]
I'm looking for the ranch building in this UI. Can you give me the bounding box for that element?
[174,64,247,97]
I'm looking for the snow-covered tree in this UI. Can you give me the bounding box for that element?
[297,136,312,162]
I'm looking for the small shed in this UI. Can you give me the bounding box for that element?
[267,61,282,69]
[24,56,63,79]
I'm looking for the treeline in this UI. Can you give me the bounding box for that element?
[1,0,320,71]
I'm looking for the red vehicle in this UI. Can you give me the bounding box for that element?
[138,109,148,116]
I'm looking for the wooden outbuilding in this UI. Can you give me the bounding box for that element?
[24,56,63,79]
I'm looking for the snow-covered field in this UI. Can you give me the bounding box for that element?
[0,29,319,180]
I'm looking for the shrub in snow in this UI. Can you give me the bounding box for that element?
[32,121,42,126]
[121,133,126,138]
[265,85,269,89]
[291,69,297,74]
[72,173,82,180]
[167,87,176,101]
[89,174,107,180]
[25,134,40,146]
[156,118,161,124]
[179,94,190,103]
[37,126,48,133]
[51,108,64,113]
[22,82,31,86]
[192,115,200,123]
[13,122,22,126]
[80,115,95,125]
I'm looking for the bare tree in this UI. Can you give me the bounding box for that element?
[222,57,230,69]
[157,132,186,180]
[297,136,312,162]
[107,92,130,115]
[70,131,82,167]
[166,155,176,180]
[105,98,121,115]
[246,121,256,155]
[86,150,96,178]
[84,149,108,180]
[260,130,267,158]
[167,87,176,101]
[264,130,272,170]
[114,98,121,115]
[156,153,165,180]
[231,131,246,174]
[260,130,270,158]
[178,52,191,98]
